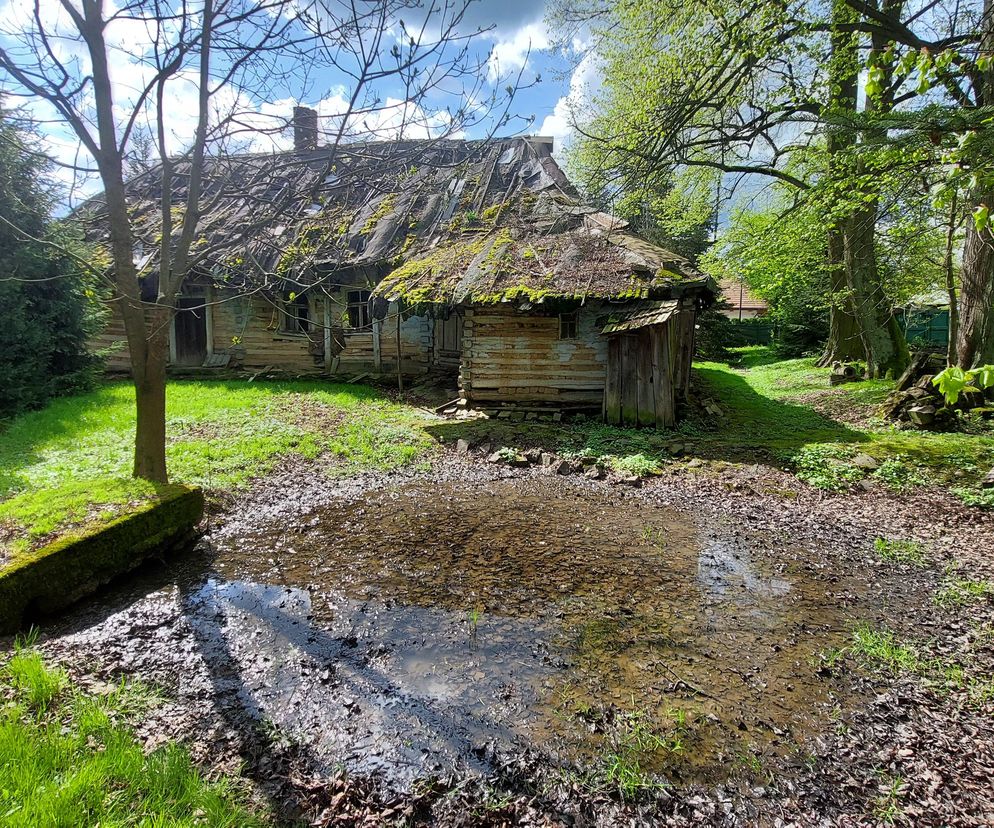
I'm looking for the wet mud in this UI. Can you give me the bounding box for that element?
[37,472,918,805]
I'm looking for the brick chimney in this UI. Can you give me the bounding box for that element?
[292,106,318,151]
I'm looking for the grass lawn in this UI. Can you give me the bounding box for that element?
[0,379,435,558]
[2,351,993,556]
[0,638,265,826]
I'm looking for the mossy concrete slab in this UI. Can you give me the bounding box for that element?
[0,484,204,632]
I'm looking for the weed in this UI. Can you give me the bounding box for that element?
[467,606,483,636]
[792,445,863,491]
[873,537,929,567]
[825,623,924,674]
[952,486,994,508]
[872,456,929,491]
[609,453,661,477]
[4,637,66,711]
[872,773,906,824]
[934,577,994,608]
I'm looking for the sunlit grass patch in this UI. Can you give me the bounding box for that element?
[0,640,263,827]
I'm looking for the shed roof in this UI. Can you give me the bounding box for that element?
[601,300,679,334]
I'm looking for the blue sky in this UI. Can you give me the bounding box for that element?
[0,0,591,208]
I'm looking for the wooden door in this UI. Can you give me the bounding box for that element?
[174,296,208,366]
[603,326,675,428]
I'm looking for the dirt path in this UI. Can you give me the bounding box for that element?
[27,455,994,826]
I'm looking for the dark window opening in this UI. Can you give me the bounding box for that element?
[559,311,579,340]
[281,292,310,334]
[347,290,372,330]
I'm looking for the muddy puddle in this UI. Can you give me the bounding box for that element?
[36,473,911,798]
[141,475,860,789]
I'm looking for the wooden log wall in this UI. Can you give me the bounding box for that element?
[92,292,434,377]
[459,304,608,406]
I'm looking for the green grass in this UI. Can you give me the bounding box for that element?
[0,641,263,827]
[0,379,435,549]
[934,577,994,608]
[873,537,929,567]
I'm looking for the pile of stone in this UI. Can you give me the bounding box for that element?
[881,352,992,430]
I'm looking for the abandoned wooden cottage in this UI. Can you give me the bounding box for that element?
[91,111,714,427]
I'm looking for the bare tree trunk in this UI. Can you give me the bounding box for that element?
[133,307,170,481]
[843,204,909,377]
[957,0,994,367]
[822,0,866,367]
[831,0,909,378]
[957,195,994,366]
[945,191,961,367]
[820,227,863,364]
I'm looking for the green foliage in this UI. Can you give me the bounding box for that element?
[932,364,994,405]
[0,111,101,418]
[0,645,262,826]
[873,537,928,567]
[871,456,929,491]
[827,623,925,674]
[934,577,994,608]
[608,453,660,477]
[792,445,863,491]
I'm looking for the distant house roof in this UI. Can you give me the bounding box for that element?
[83,136,714,304]
[718,277,767,313]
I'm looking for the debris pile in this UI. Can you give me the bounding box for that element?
[880,352,985,430]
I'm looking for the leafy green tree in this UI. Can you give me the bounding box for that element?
[0,112,98,418]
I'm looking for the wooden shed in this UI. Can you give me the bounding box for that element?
[601,300,696,428]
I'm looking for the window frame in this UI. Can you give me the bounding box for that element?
[280,292,310,336]
[346,289,373,331]
[558,310,579,340]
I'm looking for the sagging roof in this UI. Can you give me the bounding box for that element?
[83,136,713,303]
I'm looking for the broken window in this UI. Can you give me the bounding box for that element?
[281,292,310,334]
[347,290,372,330]
[559,311,579,340]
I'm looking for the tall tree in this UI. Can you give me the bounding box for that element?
[0,109,98,418]
[0,0,519,482]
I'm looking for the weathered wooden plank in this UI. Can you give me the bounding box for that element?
[657,322,675,427]
[605,335,621,424]
[620,335,638,426]
[636,331,654,427]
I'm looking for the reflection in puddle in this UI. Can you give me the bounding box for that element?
[193,477,852,786]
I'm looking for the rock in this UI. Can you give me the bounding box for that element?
[549,458,580,476]
[456,438,471,455]
[523,448,543,464]
[686,458,704,468]
[851,453,880,470]
[552,412,562,422]
[982,468,994,489]
[487,451,504,464]
[615,473,642,487]
[667,443,685,456]
[509,411,525,422]
[497,410,511,420]
[906,386,932,400]
[477,442,492,456]
[908,405,936,427]
[540,452,557,467]
[584,464,606,480]
[858,479,874,491]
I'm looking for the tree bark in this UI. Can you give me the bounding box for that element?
[133,306,170,482]
[957,192,994,366]
[956,0,994,367]
[945,191,960,367]
[843,205,909,376]
[820,227,864,364]
[834,0,909,378]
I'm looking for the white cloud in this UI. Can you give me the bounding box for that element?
[539,50,602,157]
[487,21,549,82]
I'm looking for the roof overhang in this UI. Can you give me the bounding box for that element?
[601,299,679,335]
